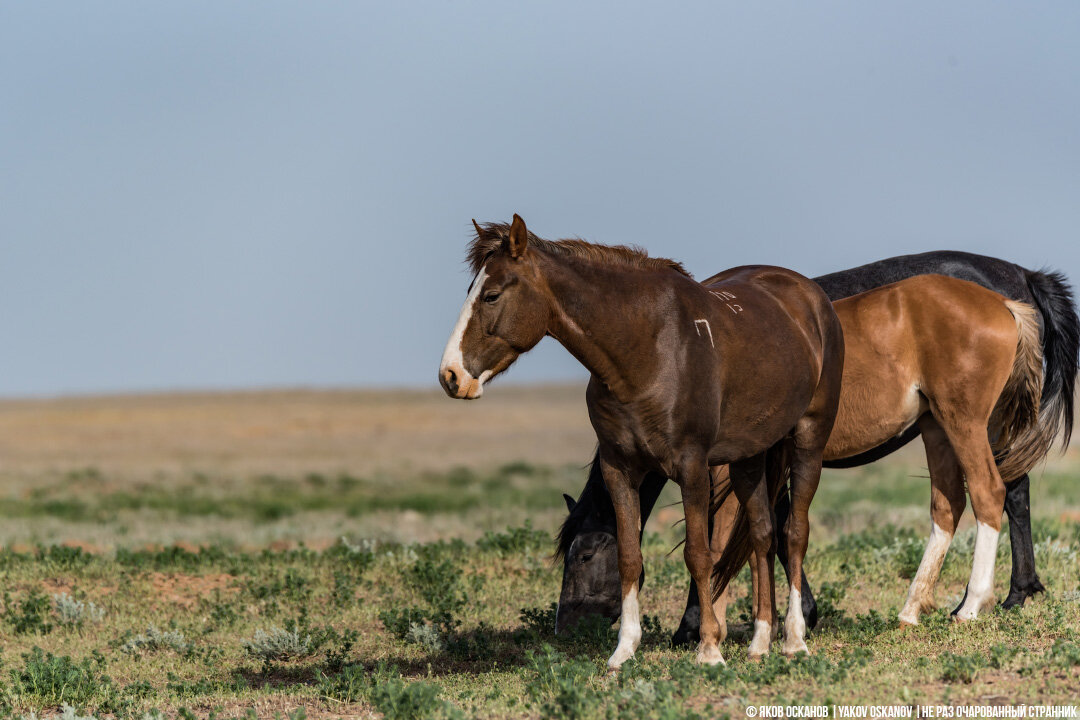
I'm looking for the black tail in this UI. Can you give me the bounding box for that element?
[1025,269,1079,449]
[709,441,792,601]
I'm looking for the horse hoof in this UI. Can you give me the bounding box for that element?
[607,646,635,670]
[747,651,767,662]
[782,641,809,658]
[695,646,726,666]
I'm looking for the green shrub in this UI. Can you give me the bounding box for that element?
[939,651,985,683]
[5,647,111,708]
[476,521,549,555]
[3,589,54,635]
[317,663,458,719]
[524,645,600,720]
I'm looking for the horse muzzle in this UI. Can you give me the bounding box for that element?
[439,364,485,399]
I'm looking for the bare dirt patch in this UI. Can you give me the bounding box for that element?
[149,572,239,608]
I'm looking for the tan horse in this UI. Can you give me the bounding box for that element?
[710,273,1049,654]
[440,215,844,667]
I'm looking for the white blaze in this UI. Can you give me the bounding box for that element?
[440,266,487,383]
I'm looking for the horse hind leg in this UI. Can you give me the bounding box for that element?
[898,415,966,625]
[730,452,776,660]
[673,467,738,647]
[1000,473,1045,609]
[775,488,818,630]
[677,456,727,666]
[925,405,1007,622]
[951,431,1006,621]
[781,420,832,657]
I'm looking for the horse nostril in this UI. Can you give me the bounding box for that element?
[443,368,459,394]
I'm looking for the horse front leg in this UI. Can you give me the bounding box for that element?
[599,458,645,671]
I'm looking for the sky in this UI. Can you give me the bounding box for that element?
[1,2,1078,397]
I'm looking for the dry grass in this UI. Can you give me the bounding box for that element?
[0,385,595,483]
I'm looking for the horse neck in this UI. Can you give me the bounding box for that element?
[536,253,682,398]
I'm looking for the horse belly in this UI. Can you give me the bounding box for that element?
[824,380,926,460]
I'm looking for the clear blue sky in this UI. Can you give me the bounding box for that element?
[2,2,1078,396]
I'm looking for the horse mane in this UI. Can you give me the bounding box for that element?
[554,456,615,562]
[468,222,692,279]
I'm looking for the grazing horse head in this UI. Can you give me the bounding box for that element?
[439,214,550,399]
[554,483,622,635]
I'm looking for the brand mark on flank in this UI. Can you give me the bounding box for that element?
[694,319,715,347]
[710,289,743,314]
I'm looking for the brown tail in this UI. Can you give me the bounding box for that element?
[709,440,792,602]
[992,300,1050,481]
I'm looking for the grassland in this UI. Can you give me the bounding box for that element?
[0,387,1077,718]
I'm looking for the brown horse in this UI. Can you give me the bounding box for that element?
[439,215,844,667]
[708,273,1049,651]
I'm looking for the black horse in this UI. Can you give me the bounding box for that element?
[554,250,1078,644]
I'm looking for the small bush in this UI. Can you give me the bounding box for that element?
[121,624,191,654]
[242,626,313,663]
[4,589,54,635]
[940,651,985,683]
[380,551,468,644]
[317,662,457,719]
[1047,639,1080,668]
[476,521,549,555]
[515,603,558,645]
[317,662,369,702]
[988,642,1019,669]
[407,622,446,653]
[5,647,112,708]
[524,645,600,720]
[52,592,105,629]
[368,675,447,720]
[815,581,847,623]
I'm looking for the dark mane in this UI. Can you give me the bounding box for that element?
[468,222,692,279]
[554,457,615,562]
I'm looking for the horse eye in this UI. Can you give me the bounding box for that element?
[483,292,500,304]
[580,554,593,564]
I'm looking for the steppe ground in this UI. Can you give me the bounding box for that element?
[0,386,1076,719]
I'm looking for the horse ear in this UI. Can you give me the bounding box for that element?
[472,219,485,239]
[506,213,529,258]
[563,493,577,512]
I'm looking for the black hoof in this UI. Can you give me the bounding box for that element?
[804,601,819,630]
[1000,579,1046,610]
